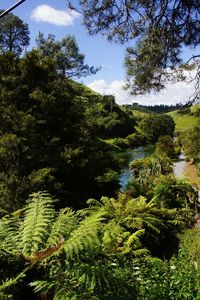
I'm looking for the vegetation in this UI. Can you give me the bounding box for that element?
[69,0,200,100]
[155,135,179,159]
[181,125,200,163]
[0,10,30,55]
[35,32,99,78]
[126,102,190,114]
[0,8,199,300]
[168,110,199,133]
[138,114,175,143]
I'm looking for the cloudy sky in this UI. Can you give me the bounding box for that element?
[1,0,198,105]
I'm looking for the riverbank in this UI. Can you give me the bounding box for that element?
[184,162,200,189]
[119,145,154,191]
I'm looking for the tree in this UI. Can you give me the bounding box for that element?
[68,1,200,100]
[181,125,200,163]
[35,32,99,78]
[0,51,119,211]
[153,175,196,209]
[0,10,30,56]
[138,114,175,142]
[129,155,173,198]
[155,135,177,159]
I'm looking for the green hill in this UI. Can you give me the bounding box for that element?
[168,109,199,133]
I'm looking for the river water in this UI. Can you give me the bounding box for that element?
[119,145,154,191]
[173,153,186,178]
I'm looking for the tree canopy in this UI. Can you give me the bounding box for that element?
[35,32,99,78]
[0,51,120,211]
[138,114,175,142]
[0,10,30,56]
[68,0,200,100]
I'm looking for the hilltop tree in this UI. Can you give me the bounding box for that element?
[0,10,30,56]
[68,0,200,100]
[36,32,99,78]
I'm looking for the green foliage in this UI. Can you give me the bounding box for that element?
[153,175,197,210]
[129,155,173,197]
[126,132,146,148]
[36,32,99,78]
[84,95,136,138]
[155,135,177,159]
[0,190,197,299]
[0,192,135,299]
[81,193,187,259]
[0,51,120,210]
[181,125,200,163]
[71,1,199,99]
[0,10,30,56]
[135,228,200,299]
[168,110,199,133]
[138,114,175,142]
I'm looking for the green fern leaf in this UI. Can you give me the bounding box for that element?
[21,191,55,257]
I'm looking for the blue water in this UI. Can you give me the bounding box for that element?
[119,146,154,191]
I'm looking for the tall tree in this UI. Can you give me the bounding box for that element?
[68,1,200,100]
[36,32,99,78]
[0,10,30,56]
[0,51,119,211]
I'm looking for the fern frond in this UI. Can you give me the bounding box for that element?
[47,208,76,247]
[0,270,26,292]
[125,229,145,248]
[21,191,55,257]
[0,213,22,253]
[64,212,104,260]
[29,280,54,295]
[132,248,150,257]
[0,291,13,299]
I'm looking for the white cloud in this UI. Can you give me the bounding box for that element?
[31,5,80,26]
[87,78,195,106]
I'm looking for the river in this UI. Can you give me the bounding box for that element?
[119,145,155,191]
[173,153,186,178]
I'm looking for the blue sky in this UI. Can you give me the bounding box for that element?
[1,0,199,105]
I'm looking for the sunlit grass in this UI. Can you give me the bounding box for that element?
[168,111,198,132]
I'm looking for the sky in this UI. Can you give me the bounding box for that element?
[1,0,199,106]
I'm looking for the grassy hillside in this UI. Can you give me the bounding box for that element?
[168,110,199,132]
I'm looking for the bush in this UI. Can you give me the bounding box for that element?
[126,132,146,148]
[112,137,129,149]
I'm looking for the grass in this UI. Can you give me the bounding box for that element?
[184,162,200,190]
[168,111,199,132]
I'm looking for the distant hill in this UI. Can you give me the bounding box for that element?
[123,103,187,114]
[168,104,199,133]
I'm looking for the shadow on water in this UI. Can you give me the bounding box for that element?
[119,145,155,191]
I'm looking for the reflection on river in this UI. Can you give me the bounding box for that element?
[119,145,155,191]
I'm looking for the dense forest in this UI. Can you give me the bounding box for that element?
[0,3,200,300]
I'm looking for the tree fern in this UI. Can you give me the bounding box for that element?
[47,207,76,247]
[21,191,55,257]
[64,211,105,259]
